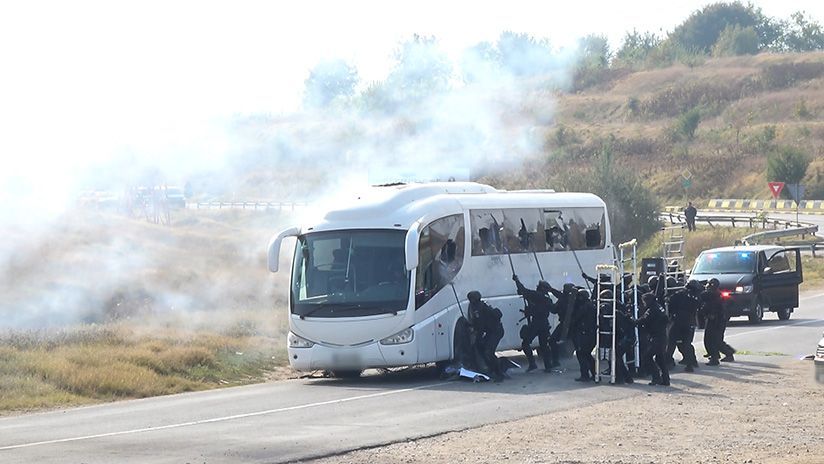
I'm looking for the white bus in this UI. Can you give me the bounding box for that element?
[267,182,614,377]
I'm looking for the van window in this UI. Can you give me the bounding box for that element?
[766,250,796,274]
[416,215,465,309]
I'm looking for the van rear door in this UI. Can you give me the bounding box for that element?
[759,248,803,309]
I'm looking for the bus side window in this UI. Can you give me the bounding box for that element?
[416,214,466,309]
[502,208,546,253]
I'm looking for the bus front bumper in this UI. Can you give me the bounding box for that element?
[287,339,417,372]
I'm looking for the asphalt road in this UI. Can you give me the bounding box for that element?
[2,291,823,464]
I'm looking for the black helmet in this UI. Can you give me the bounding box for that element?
[467,290,482,302]
[686,280,703,292]
[537,280,551,292]
[599,289,613,300]
[563,283,577,293]
[666,277,677,288]
[577,288,590,300]
[708,278,720,288]
[648,275,659,288]
[641,292,657,306]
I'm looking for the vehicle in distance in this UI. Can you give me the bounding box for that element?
[689,245,803,323]
[267,182,613,377]
[816,330,824,384]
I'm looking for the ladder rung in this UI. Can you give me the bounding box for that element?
[599,331,613,335]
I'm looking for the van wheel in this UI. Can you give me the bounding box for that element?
[748,301,763,324]
[330,370,362,378]
[777,308,791,321]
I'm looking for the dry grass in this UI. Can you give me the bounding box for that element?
[0,321,290,414]
[0,209,297,414]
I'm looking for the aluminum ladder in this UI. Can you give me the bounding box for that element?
[661,224,686,315]
[595,264,619,384]
[618,239,640,372]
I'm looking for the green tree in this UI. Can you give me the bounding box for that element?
[496,31,555,77]
[670,1,774,53]
[302,59,359,109]
[577,34,611,69]
[614,30,662,67]
[767,146,810,186]
[782,11,824,52]
[555,143,660,243]
[712,24,759,56]
[385,35,452,102]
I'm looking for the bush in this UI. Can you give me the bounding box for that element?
[712,25,759,56]
[766,146,810,188]
[670,107,701,142]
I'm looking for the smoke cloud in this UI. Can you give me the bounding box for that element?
[0,28,586,330]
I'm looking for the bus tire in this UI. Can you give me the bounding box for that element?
[330,370,362,379]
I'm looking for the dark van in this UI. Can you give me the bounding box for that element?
[689,245,803,323]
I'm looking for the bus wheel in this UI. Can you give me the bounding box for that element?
[777,308,791,321]
[331,370,362,379]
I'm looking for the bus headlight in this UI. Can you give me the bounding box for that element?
[380,328,414,345]
[288,332,315,348]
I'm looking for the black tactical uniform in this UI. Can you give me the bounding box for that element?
[699,279,736,365]
[548,283,578,364]
[636,293,671,386]
[467,291,505,381]
[614,303,635,384]
[666,281,701,371]
[571,289,597,381]
[514,275,554,372]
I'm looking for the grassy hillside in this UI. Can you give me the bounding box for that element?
[489,52,824,203]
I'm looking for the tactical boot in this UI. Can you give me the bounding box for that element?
[527,363,538,372]
[707,358,720,366]
[574,376,590,382]
[720,353,735,362]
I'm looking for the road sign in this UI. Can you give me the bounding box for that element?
[768,182,785,199]
[786,184,805,203]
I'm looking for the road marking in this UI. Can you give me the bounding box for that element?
[724,316,824,340]
[0,381,451,451]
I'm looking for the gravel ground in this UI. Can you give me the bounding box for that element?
[307,357,824,464]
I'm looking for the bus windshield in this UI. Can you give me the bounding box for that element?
[291,229,410,318]
[693,251,756,274]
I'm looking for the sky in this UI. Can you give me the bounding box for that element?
[0,0,822,215]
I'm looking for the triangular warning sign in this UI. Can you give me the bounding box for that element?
[768,181,785,199]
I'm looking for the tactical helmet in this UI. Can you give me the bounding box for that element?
[537,280,551,292]
[577,288,590,300]
[708,278,720,288]
[467,290,482,302]
[599,289,613,300]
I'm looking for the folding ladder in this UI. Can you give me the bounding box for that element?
[595,264,619,384]
[661,224,686,315]
[618,239,640,371]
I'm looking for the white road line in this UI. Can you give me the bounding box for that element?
[0,382,451,451]
[800,292,824,302]
[724,316,824,340]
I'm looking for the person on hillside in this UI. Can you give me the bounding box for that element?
[684,202,698,231]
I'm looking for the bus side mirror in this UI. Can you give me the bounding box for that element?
[405,226,420,271]
[267,226,300,273]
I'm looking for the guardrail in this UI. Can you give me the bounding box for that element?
[661,211,818,231]
[663,200,824,214]
[189,201,308,212]
[661,211,820,249]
